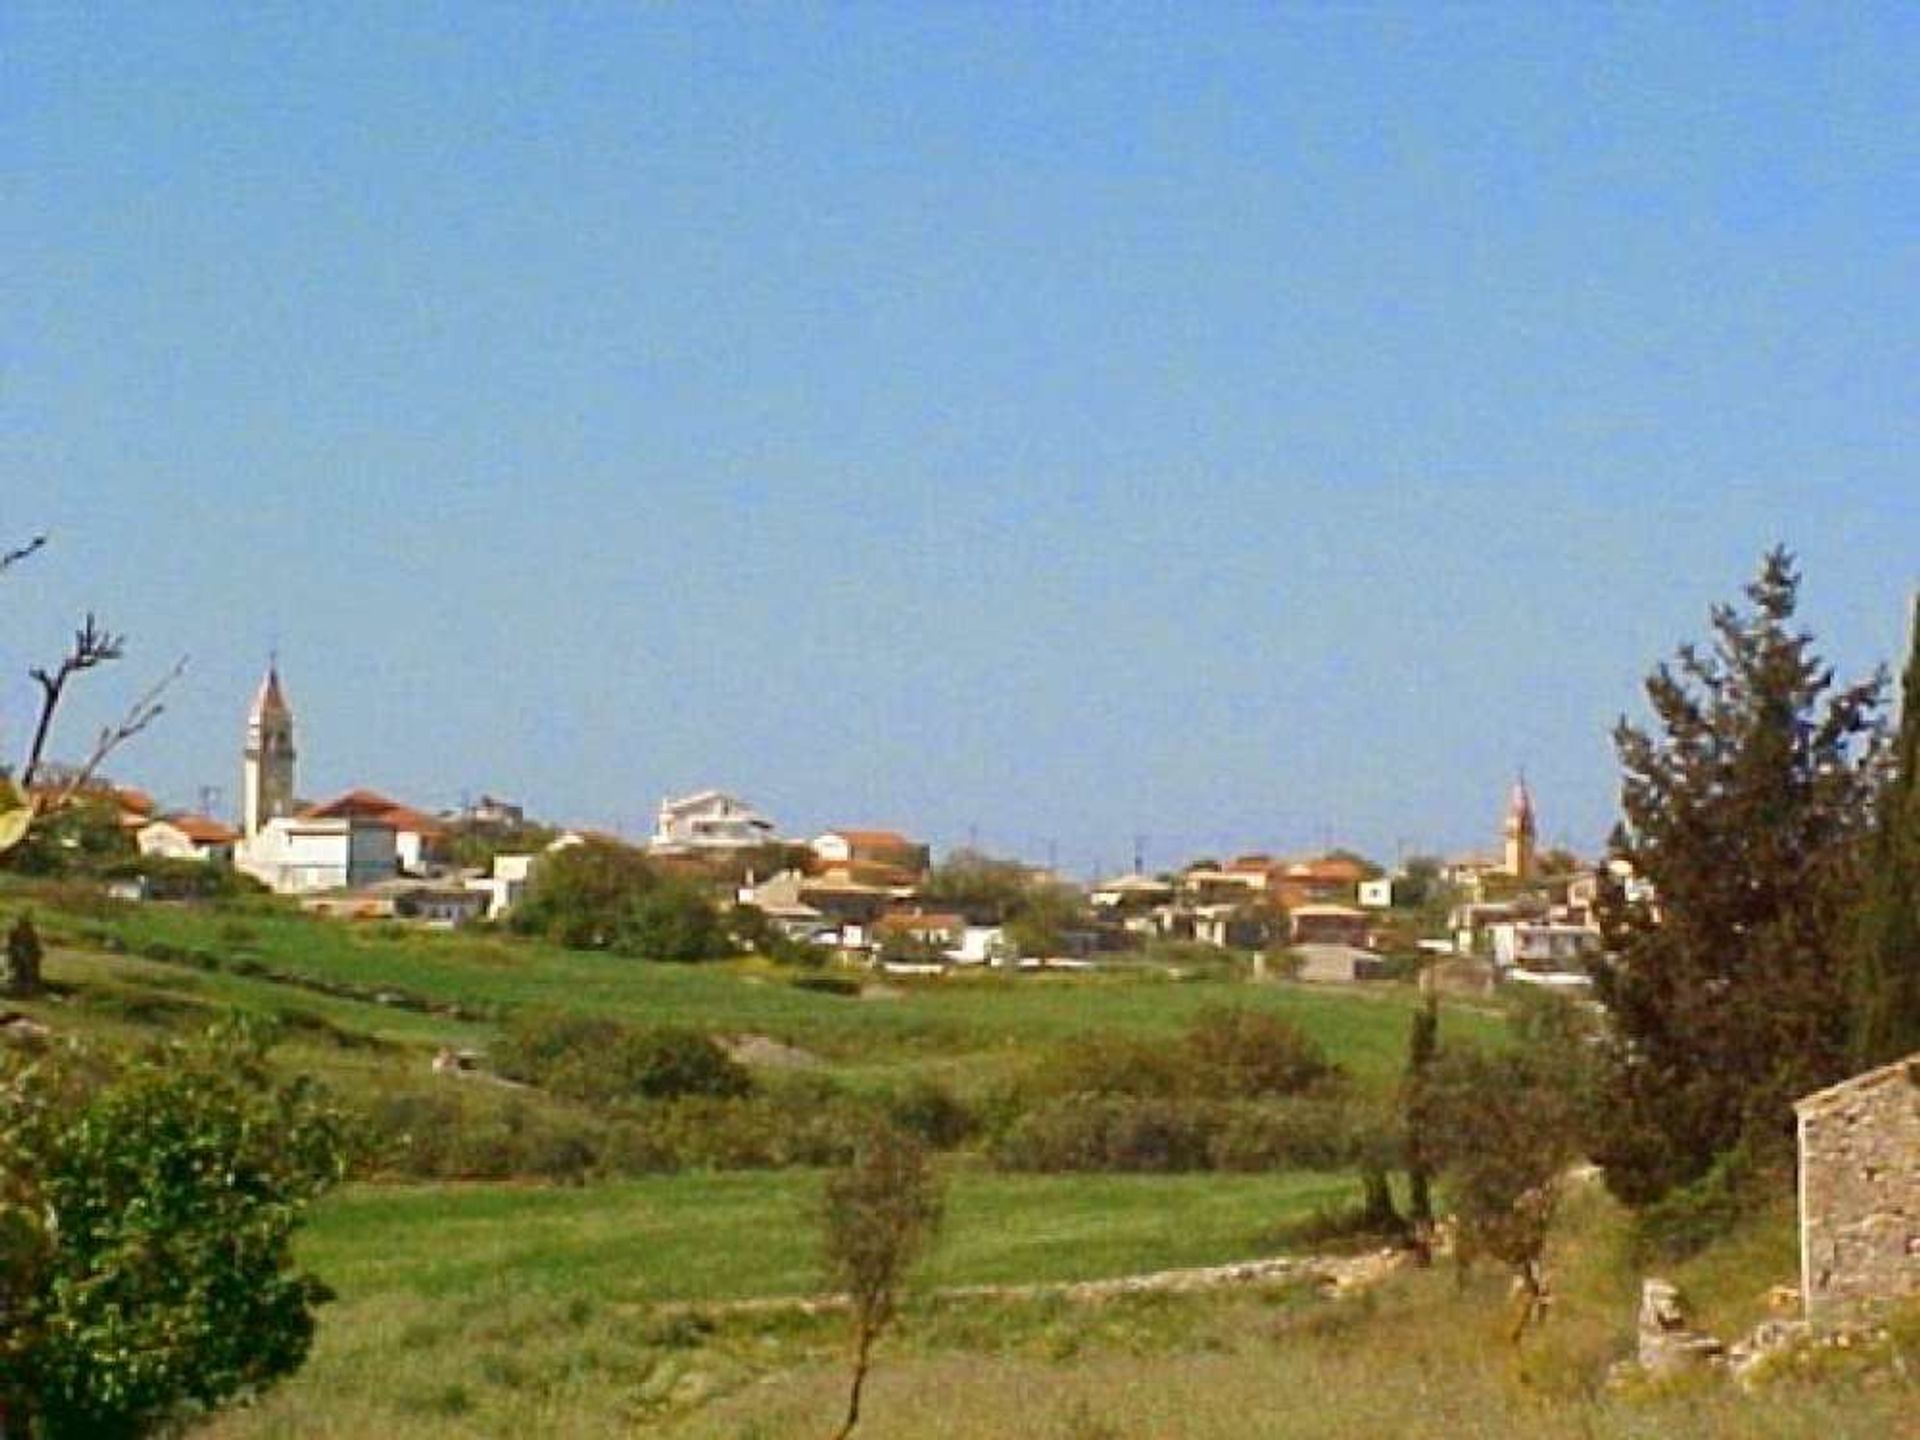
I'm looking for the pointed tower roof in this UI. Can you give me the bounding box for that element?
[250,663,291,721]
[1506,774,1535,831]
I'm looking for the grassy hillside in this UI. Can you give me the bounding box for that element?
[27,885,1894,1438]
[7,884,1491,1098]
[193,1180,1908,1440]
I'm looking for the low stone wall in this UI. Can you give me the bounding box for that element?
[1794,1053,1920,1323]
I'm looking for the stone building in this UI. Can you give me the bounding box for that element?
[1794,1052,1920,1323]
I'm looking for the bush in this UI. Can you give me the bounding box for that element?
[991,1096,1219,1172]
[617,883,733,963]
[1632,1146,1772,1261]
[1021,1033,1188,1101]
[1180,1006,1338,1098]
[1205,1096,1372,1172]
[493,1014,753,1106]
[0,1021,350,1437]
[883,1078,976,1150]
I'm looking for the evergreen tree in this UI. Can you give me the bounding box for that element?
[1850,594,1920,1067]
[1402,993,1440,1231]
[1591,549,1885,1205]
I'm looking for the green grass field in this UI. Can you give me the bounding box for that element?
[195,1181,1908,1440]
[14,886,1899,1439]
[13,890,1496,1099]
[301,1169,1355,1305]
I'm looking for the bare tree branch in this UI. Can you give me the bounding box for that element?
[1,534,47,576]
[21,614,128,790]
[43,655,188,814]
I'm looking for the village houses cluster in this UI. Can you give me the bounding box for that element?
[95,666,1614,989]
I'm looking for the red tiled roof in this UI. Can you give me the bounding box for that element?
[166,814,240,844]
[821,829,915,848]
[302,788,444,835]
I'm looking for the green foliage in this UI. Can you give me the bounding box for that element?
[1402,993,1440,1227]
[1002,880,1089,960]
[492,1012,753,1106]
[919,849,1034,922]
[100,855,267,903]
[1630,1146,1771,1263]
[508,841,733,962]
[0,1020,350,1437]
[441,819,560,873]
[1850,593,1920,1067]
[1593,549,1887,1206]
[1179,1006,1337,1098]
[622,883,733,963]
[0,797,135,877]
[883,1077,977,1149]
[1419,1027,1585,1336]
[3,911,42,998]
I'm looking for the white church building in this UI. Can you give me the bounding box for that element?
[233,666,397,894]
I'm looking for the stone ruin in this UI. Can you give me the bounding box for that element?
[1794,1051,1920,1323]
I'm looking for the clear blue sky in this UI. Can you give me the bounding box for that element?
[8,4,1915,875]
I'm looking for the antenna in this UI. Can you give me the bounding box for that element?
[1132,833,1147,875]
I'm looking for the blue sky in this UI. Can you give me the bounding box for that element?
[7,4,1915,875]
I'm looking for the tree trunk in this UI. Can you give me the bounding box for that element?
[1360,1167,1404,1233]
[830,1325,876,1440]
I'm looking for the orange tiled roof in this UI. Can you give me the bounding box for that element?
[166,813,240,844]
[302,788,444,835]
[822,828,916,848]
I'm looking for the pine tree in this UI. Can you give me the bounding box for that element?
[1591,549,1885,1205]
[1850,594,1920,1067]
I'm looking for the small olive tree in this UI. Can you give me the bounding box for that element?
[821,1123,943,1440]
[1419,1005,1588,1343]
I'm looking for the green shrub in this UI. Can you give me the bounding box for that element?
[0,1021,350,1437]
[493,1013,753,1106]
[1023,1033,1188,1100]
[1204,1096,1370,1172]
[1180,1006,1338,1098]
[991,1096,1219,1172]
[1632,1146,1770,1261]
[884,1078,977,1149]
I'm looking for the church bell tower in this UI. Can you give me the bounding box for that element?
[1502,774,1537,881]
[242,663,297,840]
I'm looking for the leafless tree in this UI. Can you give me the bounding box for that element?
[2,535,183,831]
[821,1123,943,1440]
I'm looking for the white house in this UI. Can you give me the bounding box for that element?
[464,851,537,921]
[301,789,448,876]
[651,790,778,853]
[1357,877,1395,909]
[236,816,398,894]
[137,814,240,865]
[1488,921,1602,976]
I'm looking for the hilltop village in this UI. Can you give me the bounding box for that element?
[67,664,1614,993]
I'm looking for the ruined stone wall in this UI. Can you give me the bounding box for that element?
[1795,1054,1920,1323]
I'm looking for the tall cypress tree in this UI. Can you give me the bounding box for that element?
[1850,594,1920,1067]
[1591,549,1886,1205]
